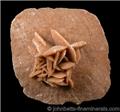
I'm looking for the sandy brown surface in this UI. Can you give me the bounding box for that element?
[10,8,111,104]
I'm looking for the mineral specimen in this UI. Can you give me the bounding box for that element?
[10,8,111,104]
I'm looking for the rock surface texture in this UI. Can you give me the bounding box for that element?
[10,8,111,104]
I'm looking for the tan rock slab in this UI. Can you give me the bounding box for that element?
[10,8,111,104]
